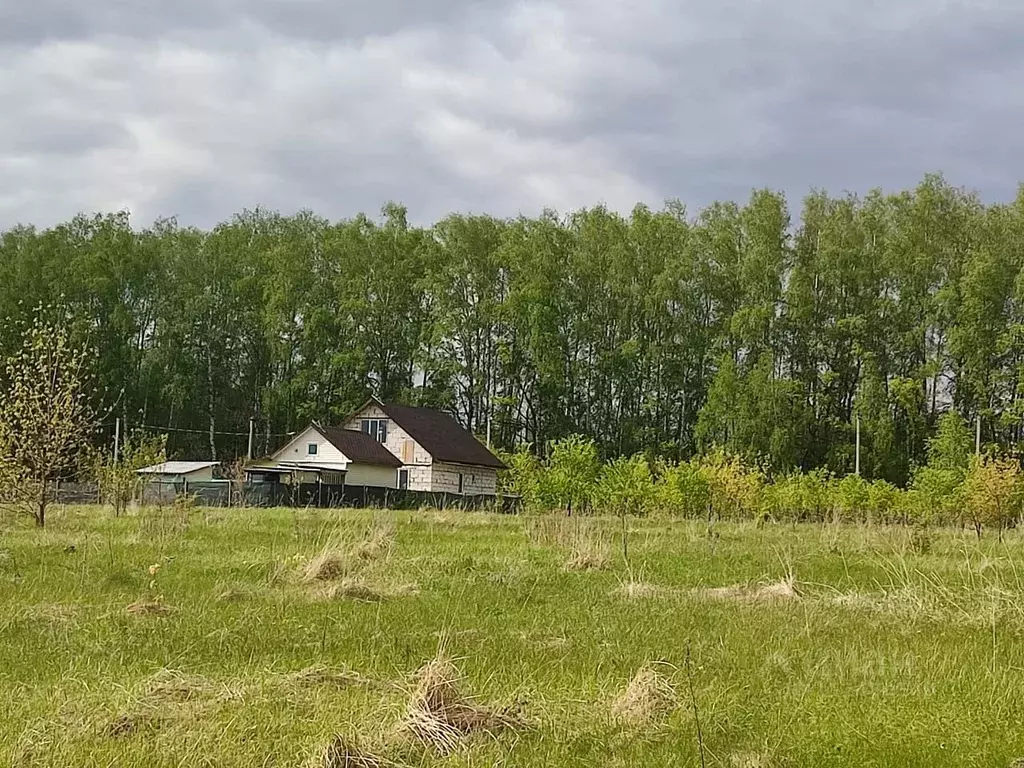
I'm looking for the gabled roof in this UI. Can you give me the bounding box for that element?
[137,461,219,475]
[314,424,403,468]
[358,400,505,469]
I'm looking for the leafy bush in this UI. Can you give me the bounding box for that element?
[92,432,168,517]
[543,435,601,515]
[654,460,711,518]
[865,479,900,523]
[500,446,545,512]
[832,474,870,522]
[695,447,763,520]
[908,466,964,527]
[962,456,1024,538]
[594,454,653,517]
[501,427,988,528]
[763,469,832,522]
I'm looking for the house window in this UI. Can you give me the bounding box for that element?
[307,443,318,456]
[402,440,414,462]
[457,473,464,494]
[361,419,388,442]
[398,469,409,490]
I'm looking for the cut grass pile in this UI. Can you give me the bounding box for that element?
[2,505,1024,766]
[610,665,677,726]
[396,653,527,754]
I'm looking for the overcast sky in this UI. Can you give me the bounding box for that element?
[2,0,1023,228]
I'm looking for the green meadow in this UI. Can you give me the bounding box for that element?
[2,505,1023,767]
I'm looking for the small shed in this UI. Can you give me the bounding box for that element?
[136,461,221,483]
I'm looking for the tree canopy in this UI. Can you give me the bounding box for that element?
[2,175,1022,484]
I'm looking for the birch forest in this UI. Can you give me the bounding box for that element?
[3,174,1023,485]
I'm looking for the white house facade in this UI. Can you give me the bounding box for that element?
[248,424,402,487]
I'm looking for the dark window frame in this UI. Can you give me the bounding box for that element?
[360,418,388,443]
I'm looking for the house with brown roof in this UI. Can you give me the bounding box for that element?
[247,422,403,488]
[343,398,506,495]
[249,398,505,496]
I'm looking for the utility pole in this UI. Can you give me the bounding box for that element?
[485,368,493,449]
[247,418,255,462]
[855,415,860,477]
[114,417,121,464]
[976,413,982,456]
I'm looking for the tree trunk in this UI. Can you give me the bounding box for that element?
[36,480,46,528]
[207,346,217,462]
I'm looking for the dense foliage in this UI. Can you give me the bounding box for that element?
[3,175,1024,481]
[502,426,1024,537]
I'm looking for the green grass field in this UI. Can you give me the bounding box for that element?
[2,505,1024,767]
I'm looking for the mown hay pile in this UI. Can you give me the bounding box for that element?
[284,664,379,690]
[301,549,352,583]
[699,575,801,602]
[396,655,526,754]
[611,580,673,600]
[125,598,173,616]
[104,669,240,739]
[610,666,677,726]
[309,735,392,768]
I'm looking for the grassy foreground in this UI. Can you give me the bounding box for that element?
[2,506,1024,767]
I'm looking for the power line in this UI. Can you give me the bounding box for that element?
[133,423,297,438]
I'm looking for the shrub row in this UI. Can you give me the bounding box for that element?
[500,429,1024,536]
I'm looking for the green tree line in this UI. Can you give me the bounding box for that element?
[3,174,1024,482]
[503,419,1024,537]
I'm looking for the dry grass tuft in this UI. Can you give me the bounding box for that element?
[285,665,379,689]
[301,549,353,583]
[324,578,386,602]
[18,602,80,626]
[526,515,573,548]
[396,655,526,754]
[699,575,801,602]
[309,735,393,768]
[313,578,420,603]
[352,518,396,561]
[143,669,217,703]
[300,518,398,585]
[564,548,611,572]
[610,665,677,726]
[562,518,612,571]
[125,598,173,616]
[729,751,788,768]
[612,580,673,600]
[391,582,421,597]
[753,576,801,600]
[213,582,256,602]
[104,710,165,738]
[104,669,241,739]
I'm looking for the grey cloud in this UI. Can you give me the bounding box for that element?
[0,0,498,45]
[1,0,1023,229]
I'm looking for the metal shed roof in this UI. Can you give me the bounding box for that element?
[136,461,220,475]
